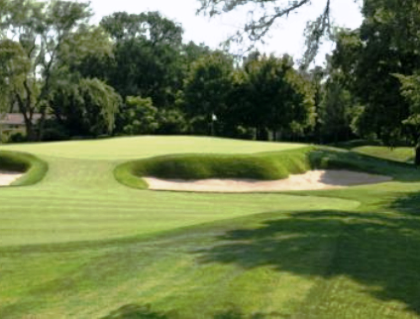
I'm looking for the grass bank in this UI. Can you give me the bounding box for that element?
[0,150,48,186]
[115,146,417,189]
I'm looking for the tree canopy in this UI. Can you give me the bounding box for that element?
[1,0,420,164]
[0,0,112,140]
[234,54,315,139]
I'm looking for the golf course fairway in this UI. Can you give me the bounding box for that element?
[1,136,420,318]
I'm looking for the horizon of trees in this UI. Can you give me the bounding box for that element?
[1,0,420,164]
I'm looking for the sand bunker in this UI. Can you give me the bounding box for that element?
[0,170,23,186]
[144,170,392,192]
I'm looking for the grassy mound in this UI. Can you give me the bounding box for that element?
[115,146,416,190]
[332,139,415,163]
[351,146,414,163]
[0,150,48,186]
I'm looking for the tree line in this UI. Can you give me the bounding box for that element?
[1,0,420,157]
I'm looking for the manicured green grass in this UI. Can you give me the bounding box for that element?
[352,145,414,163]
[0,135,305,160]
[1,136,420,318]
[0,137,313,246]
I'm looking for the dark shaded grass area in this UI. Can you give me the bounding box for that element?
[101,303,284,319]
[101,304,169,319]
[97,189,420,318]
[194,208,420,316]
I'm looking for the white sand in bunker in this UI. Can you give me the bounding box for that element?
[0,170,23,186]
[144,170,392,192]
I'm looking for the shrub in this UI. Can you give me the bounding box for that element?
[8,132,27,143]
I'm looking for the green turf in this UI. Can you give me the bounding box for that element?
[115,147,314,189]
[116,146,418,190]
[352,145,415,163]
[0,135,305,160]
[2,136,420,318]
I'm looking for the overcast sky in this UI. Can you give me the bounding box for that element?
[84,0,363,65]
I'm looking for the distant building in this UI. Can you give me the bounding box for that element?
[0,113,43,134]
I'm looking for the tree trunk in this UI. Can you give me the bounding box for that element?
[415,138,420,167]
[25,121,37,142]
[35,105,48,141]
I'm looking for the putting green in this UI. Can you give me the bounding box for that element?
[1,136,420,319]
[0,135,305,160]
[0,137,344,247]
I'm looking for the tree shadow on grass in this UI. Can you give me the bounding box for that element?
[213,308,285,319]
[100,304,285,319]
[389,192,420,216]
[100,303,170,319]
[194,209,420,315]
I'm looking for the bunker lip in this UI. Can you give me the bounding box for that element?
[0,170,24,186]
[144,170,393,193]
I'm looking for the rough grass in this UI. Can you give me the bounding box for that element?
[352,145,414,163]
[115,147,313,189]
[1,136,420,318]
[0,150,48,186]
[333,140,415,163]
[115,146,415,189]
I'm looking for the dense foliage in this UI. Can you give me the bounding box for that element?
[0,0,319,144]
[1,0,420,162]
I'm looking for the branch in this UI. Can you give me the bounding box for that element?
[198,0,333,66]
[199,0,311,18]
[14,90,30,125]
[27,42,37,59]
[38,37,62,103]
[300,0,331,69]
[243,0,311,42]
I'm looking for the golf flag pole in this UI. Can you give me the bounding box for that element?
[211,113,217,136]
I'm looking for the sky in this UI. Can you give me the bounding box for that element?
[84,0,363,66]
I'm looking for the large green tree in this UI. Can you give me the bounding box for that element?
[121,96,160,135]
[0,0,111,140]
[396,74,420,165]
[307,66,325,143]
[234,54,315,140]
[332,0,420,144]
[0,39,30,113]
[320,70,356,143]
[182,51,235,135]
[76,12,185,108]
[50,78,121,137]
